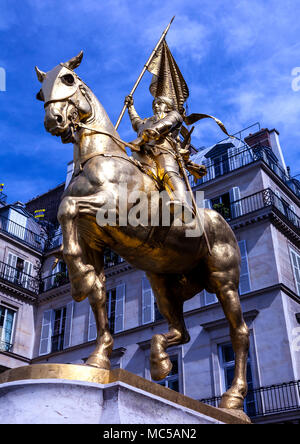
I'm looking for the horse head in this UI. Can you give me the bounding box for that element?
[35,51,93,144]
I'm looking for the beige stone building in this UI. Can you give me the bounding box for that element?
[1,125,299,423]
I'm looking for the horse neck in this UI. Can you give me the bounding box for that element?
[73,86,128,163]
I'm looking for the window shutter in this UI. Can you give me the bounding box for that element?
[51,261,60,287]
[8,209,27,240]
[88,306,97,341]
[203,199,212,209]
[114,284,125,333]
[290,250,300,296]
[289,204,296,225]
[228,147,240,170]
[63,302,74,349]
[6,253,17,281]
[238,240,251,294]
[230,187,242,218]
[202,158,215,182]
[39,309,52,355]
[22,260,33,289]
[274,190,285,214]
[142,276,154,324]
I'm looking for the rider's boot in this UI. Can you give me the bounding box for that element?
[164,172,194,224]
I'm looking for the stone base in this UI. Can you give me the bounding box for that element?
[0,364,250,424]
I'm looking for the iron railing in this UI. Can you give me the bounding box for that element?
[191,145,300,199]
[0,340,13,352]
[0,214,46,251]
[41,271,69,293]
[0,192,7,205]
[0,261,39,294]
[104,250,125,269]
[201,380,300,418]
[213,188,300,230]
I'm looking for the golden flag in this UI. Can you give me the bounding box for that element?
[147,40,232,138]
[147,40,189,114]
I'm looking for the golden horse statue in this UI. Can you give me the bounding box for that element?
[35,52,250,413]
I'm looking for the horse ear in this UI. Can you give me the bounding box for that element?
[35,66,46,83]
[64,50,83,70]
[36,89,44,101]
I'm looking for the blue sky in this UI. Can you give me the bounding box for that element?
[1,0,300,204]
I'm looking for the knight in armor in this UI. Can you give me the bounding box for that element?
[125,94,198,215]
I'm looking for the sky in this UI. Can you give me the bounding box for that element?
[1,0,300,204]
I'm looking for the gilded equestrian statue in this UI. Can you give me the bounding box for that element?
[35,51,250,413]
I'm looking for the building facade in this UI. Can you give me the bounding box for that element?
[1,125,299,423]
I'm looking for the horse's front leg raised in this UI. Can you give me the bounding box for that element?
[58,196,113,368]
[57,196,98,301]
[86,269,113,369]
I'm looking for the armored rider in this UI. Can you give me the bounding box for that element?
[125,94,195,215]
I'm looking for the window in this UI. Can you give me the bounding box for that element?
[51,307,67,353]
[7,209,27,240]
[157,356,180,392]
[142,276,163,324]
[5,253,33,290]
[204,290,218,305]
[39,303,73,356]
[238,240,251,295]
[290,249,300,296]
[212,153,229,177]
[219,343,256,416]
[211,192,231,219]
[0,305,16,352]
[88,284,125,341]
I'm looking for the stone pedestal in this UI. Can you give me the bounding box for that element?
[0,364,250,424]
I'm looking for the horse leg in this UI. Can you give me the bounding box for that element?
[217,283,250,410]
[57,196,97,301]
[84,249,113,369]
[146,272,190,381]
[86,287,113,368]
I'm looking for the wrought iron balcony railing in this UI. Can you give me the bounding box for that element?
[214,188,300,231]
[41,271,69,293]
[0,261,39,294]
[0,340,13,352]
[0,214,46,251]
[191,145,300,200]
[201,380,300,418]
[0,192,7,205]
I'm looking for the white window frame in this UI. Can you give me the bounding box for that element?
[0,304,17,351]
[39,302,73,356]
[7,209,27,240]
[290,248,300,296]
[142,275,155,324]
[238,240,251,295]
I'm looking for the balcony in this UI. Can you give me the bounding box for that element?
[0,192,7,205]
[214,188,300,233]
[0,340,13,352]
[0,214,46,251]
[0,260,39,294]
[41,271,69,293]
[104,250,125,269]
[191,145,300,200]
[201,380,300,420]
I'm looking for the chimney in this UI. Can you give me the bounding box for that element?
[244,127,287,174]
[244,128,272,148]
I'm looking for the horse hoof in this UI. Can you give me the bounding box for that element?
[85,355,111,370]
[219,392,244,410]
[150,354,172,381]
